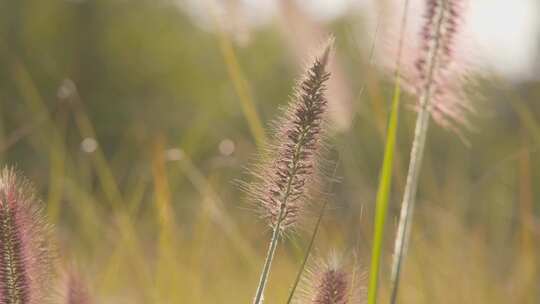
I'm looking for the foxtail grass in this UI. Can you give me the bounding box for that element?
[0,167,54,304]
[295,253,360,304]
[389,1,471,302]
[249,40,333,304]
[311,263,349,304]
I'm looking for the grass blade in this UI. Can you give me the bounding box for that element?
[367,82,401,304]
[367,1,410,303]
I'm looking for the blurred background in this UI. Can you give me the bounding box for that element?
[0,0,539,303]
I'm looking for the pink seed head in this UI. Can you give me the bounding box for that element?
[247,41,332,231]
[0,168,53,304]
[312,268,349,304]
[379,0,476,136]
[412,0,474,133]
[296,253,363,304]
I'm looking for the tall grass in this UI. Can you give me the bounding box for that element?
[0,1,538,303]
[249,42,333,304]
[389,0,472,301]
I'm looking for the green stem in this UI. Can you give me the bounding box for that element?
[366,1,410,303]
[367,82,401,304]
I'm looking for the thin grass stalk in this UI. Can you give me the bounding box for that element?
[366,1,410,303]
[207,0,267,146]
[389,1,450,302]
[65,82,154,290]
[217,32,268,146]
[286,148,342,304]
[176,151,258,264]
[285,200,328,304]
[253,206,285,304]
[250,43,331,304]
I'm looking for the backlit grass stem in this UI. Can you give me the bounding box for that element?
[390,1,451,302]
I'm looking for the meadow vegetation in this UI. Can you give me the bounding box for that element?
[0,0,539,303]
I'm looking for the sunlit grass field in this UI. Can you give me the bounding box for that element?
[0,1,539,303]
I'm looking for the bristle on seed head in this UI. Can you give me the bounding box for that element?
[0,167,53,304]
[413,0,474,132]
[379,0,476,135]
[247,40,333,232]
[296,253,363,304]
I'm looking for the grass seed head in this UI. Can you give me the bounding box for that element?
[0,167,54,304]
[248,40,333,232]
[296,253,363,304]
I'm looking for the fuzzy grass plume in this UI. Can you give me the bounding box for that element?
[0,167,53,304]
[379,0,474,135]
[390,0,471,302]
[409,0,473,133]
[250,40,333,304]
[296,254,362,304]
